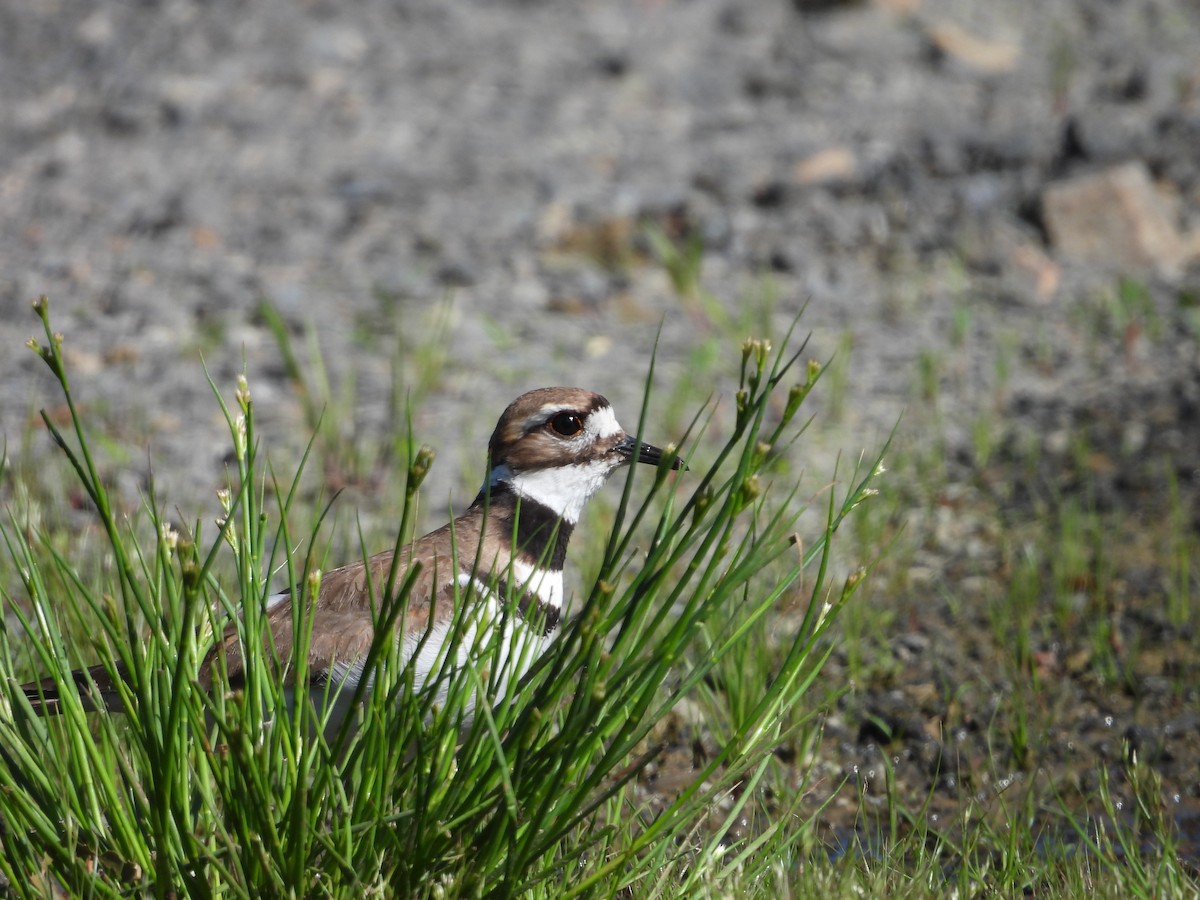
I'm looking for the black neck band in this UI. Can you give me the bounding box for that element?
[471,482,574,570]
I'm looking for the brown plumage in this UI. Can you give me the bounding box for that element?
[21,387,683,723]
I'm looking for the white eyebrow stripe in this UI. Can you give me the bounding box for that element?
[586,406,622,440]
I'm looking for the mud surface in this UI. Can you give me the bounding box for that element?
[3,0,1199,867]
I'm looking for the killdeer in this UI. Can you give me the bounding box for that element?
[22,387,683,729]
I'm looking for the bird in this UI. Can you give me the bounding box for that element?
[20,387,684,730]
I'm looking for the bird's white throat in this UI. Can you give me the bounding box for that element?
[487,459,617,525]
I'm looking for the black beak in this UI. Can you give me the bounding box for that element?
[615,435,687,470]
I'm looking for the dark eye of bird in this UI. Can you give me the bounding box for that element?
[548,412,584,437]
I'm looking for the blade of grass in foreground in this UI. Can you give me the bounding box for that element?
[0,296,887,896]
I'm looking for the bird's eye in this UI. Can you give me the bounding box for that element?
[548,412,584,437]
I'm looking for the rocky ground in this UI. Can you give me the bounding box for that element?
[3,0,1199,868]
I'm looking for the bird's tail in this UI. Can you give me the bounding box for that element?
[20,664,125,716]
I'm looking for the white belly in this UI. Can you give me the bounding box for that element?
[306,577,555,734]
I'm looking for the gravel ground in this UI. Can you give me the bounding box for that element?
[3,0,1199,862]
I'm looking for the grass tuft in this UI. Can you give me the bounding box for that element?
[0,296,883,895]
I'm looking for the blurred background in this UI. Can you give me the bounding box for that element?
[2,0,1198,863]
